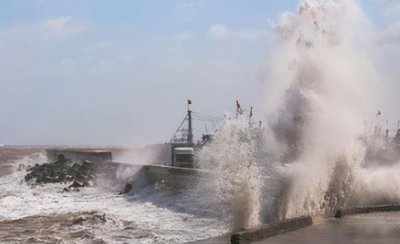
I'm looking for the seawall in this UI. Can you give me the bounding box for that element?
[231,216,313,244]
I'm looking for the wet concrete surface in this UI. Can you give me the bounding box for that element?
[256,212,400,244]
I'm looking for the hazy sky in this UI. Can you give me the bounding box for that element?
[0,0,400,146]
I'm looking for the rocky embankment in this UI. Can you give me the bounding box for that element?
[25,155,96,189]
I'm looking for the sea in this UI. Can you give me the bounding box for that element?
[0,148,230,244]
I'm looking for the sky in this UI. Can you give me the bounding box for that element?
[0,0,400,146]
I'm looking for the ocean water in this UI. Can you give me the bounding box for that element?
[0,153,230,244]
[3,1,400,243]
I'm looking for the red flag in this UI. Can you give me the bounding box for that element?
[236,100,243,115]
[236,100,241,110]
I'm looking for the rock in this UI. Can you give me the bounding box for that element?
[69,181,84,188]
[25,156,97,188]
[82,181,91,187]
[17,164,25,171]
[71,216,86,225]
[120,183,133,194]
[335,209,343,218]
[56,154,67,164]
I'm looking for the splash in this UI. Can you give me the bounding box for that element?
[267,0,380,218]
[197,116,268,230]
[197,0,400,229]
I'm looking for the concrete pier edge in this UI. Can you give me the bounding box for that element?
[230,215,313,244]
[335,204,400,218]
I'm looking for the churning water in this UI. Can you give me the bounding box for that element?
[198,0,400,231]
[0,153,230,243]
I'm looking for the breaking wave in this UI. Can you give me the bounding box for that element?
[0,154,229,243]
[197,0,400,230]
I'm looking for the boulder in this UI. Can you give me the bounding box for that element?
[25,155,97,187]
[119,183,133,194]
[68,181,84,188]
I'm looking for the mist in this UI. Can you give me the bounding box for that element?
[196,0,400,230]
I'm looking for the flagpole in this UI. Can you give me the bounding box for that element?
[249,106,253,127]
[187,99,193,145]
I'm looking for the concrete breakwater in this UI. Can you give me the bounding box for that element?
[335,204,400,218]
[230,216,313,244]
[99,162,214,191]
[118,163,315,244]
[229,204,400,244]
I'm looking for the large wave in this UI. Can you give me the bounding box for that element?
[197,0,400,230]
